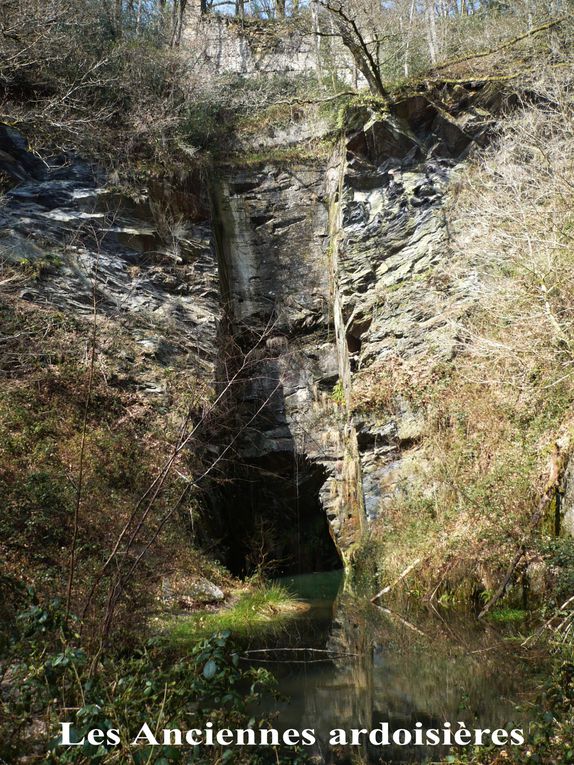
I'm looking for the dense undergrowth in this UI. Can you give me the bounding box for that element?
[0,276,226,642]
[353,68,574,608]
[1,595,311,765]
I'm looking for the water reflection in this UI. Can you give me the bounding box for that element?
[261,571,542,764]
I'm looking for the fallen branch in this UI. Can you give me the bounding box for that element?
[240,647,359,663]
[241,657,346,664]
[479,430,573,619]
[242,648,358,655]
[421,47,574,90]
[424,560,454,603]
[522,593,574,646]
[268,90,357,107]
[371,558,421,602]
[430,15,569,74]
[373,603,427,637]
[478,545,526,620]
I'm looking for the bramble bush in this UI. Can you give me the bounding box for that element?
[1,594,311,765]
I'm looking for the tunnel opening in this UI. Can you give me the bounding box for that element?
[213,453,342,578]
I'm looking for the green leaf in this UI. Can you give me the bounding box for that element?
[203,659,217,679]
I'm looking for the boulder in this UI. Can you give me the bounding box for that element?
[0,124,45,181]
[187,577,225,603]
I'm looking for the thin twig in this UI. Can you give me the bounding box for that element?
[66,247,99,619]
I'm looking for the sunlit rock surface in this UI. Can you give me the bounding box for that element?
[0,84,503,567]
[0,150,221,398]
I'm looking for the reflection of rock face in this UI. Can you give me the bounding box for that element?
[282,594,534,764]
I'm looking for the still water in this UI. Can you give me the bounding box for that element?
[256,571,543,764]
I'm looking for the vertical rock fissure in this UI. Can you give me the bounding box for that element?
[207,157,366,575]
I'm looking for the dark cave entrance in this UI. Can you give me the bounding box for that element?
[216,453,342,578]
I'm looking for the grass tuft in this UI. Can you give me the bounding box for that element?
[161,584,303,646]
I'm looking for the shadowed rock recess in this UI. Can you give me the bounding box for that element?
[0,82,504,578]
[205,86,501,576]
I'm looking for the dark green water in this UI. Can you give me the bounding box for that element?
[258,571,543,764]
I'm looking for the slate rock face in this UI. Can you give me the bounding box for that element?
[329,92,494,527]
[0,126,221,398]
[205,90,494,562]
[0,123,46,182]
[212,162,364,562]
[1,86,501,567]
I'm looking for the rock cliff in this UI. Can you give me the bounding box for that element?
[0,76,510,580]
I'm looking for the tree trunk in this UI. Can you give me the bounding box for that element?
[276,0,286,17]
[311,1,322,78]
[317,2,391,100]
[170,0,187,46]
[339,26,388,98]
[136,0,142,32]
[115,0,123,36]
[527,2,534,32]
[403,0,416,77]
[425,0,438,65]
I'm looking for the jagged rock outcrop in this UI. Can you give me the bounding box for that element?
[0,147,220,398]
[329,88,500,526]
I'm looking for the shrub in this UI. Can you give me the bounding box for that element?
[1,595,308,765]
[361,70,574,599]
